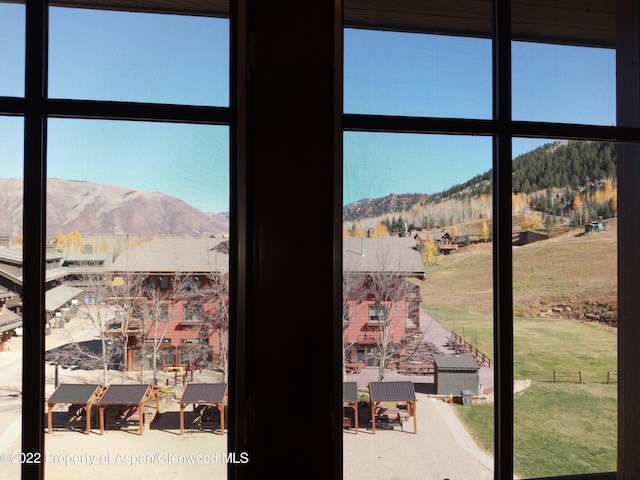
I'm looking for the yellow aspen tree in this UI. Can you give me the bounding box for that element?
[371,223,390,237]
[481,220,489,242]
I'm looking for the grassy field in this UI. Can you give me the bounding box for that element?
[417,220,618,478]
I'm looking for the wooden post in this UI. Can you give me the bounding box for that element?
[179,404,185,435]
[47,404,53,434]
[219,403,225,435]
[138,404,143,435]
[412,401,417,434]
[370,402,376,434]
[85,403,91,435]
[354,401,359,434]
[99,405,105,435]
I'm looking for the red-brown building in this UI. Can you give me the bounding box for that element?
[106,237,229,373]
[342,237,424,371]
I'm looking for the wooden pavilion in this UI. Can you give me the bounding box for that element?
[97,384,159,436]
[179,383,228,435]
[368,381,417,434]
[46,383,106,434]
[343,382,359,433]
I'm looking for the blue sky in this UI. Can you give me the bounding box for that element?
[1,5,617,211]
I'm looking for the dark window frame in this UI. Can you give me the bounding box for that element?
[3,1,639,479]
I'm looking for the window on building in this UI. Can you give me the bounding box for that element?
[368,304,387,323]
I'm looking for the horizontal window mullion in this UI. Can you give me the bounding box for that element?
[0,96,27,115]
[343,113,496,136]
[344,113,640,144]
[513,120,640,144]
[46,98,231,125]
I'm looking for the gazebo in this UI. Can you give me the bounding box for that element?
[343,382,359,433]
[179,383,228,435]
[97,384,159,436]
[46,383,106,434]
[368,381,417,434]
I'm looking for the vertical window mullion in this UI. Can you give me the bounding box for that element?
[23,0,48,479]
[493,0,514,479]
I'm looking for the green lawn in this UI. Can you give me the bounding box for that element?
[455,382,617,478]
[417,223,618,477]
[428,308,618,478]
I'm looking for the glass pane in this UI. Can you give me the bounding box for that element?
[49,8,229,106]
[45,119,229,478]
[343,132,494,480]
[344,29,492,119]
[512,42,616,125]
[0,2,25,98]
[512,138,617,477]
[0,116,24,480]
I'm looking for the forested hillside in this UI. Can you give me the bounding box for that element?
[343,140,617,227]
[511,140,616,194]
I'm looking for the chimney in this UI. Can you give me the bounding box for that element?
[0,236,10,248]
[361,237,365,256]
[46,243,54,254]
[84,245,93,254]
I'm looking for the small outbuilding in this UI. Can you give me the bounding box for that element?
[433,353,480,396]
[585,220,607,233]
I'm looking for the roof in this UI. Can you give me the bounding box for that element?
[0,310,22,334]
[343,382,358,402]
[343,237,424,277]
[98,384,152,405]
[110,237,229,274]
[368,381,416,402]
[180,383,227,405]
[433,354,480,371]
[45,285,84,312]
[414,231,449,242]
[0,246,23,265]
[48,383,104,404]
[63,252,114,267]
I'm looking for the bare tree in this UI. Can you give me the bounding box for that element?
[107,270,147,382]
[58,271,119,384]
[141,271,190,385]
[343,248,422,381]
[366,270,413,381]
[206,273,230,382]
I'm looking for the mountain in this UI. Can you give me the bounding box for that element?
[0,178,229,238]
[343,140,616,222]
[343,193,428,222]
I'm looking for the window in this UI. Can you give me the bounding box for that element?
[5,1,640,480]
[343,1,625,480]
[368,304,386,323]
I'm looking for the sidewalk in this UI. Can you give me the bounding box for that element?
[344,393,494,480]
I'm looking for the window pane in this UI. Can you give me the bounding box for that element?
[512,138,617,477]
[344,30,492,119]
[343,132,494,480]
[45,119,229,478]
[0,116,24,480]
[49,8,229,106]
[512,42,616,125]
[0,2,25,98]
